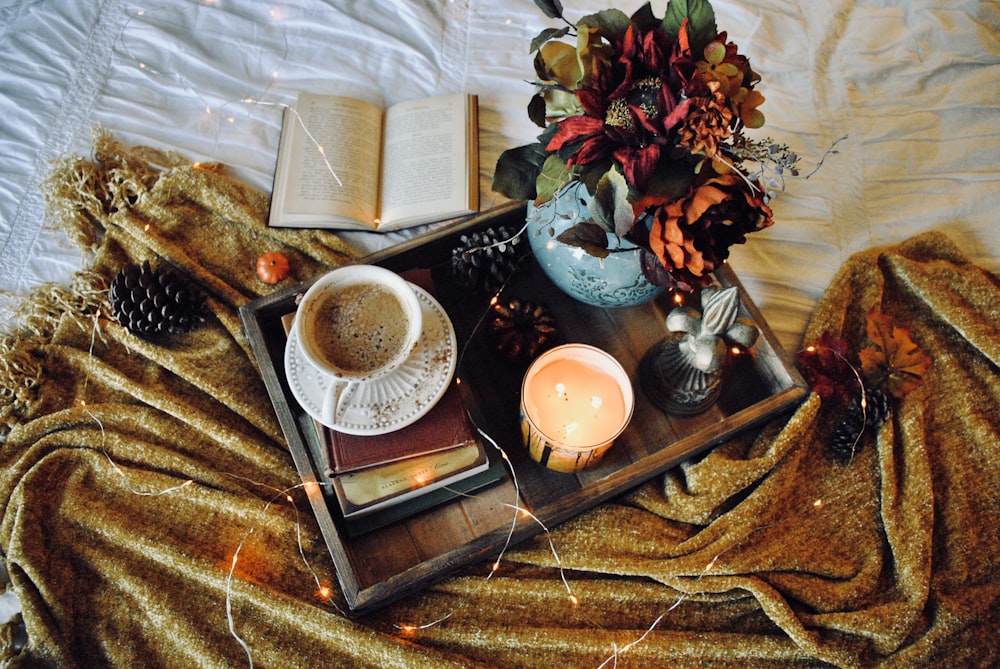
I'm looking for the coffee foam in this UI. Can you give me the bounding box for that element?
[313,282,408,374]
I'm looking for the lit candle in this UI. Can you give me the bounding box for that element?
[520,344,634,473]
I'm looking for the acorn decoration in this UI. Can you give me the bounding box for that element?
[488,298,560,364]
[451,225,526,295]
[108,260,207,337]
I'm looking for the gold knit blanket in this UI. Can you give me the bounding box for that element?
[1,134,998,668]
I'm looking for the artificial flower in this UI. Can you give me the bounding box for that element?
[493,0,803,290]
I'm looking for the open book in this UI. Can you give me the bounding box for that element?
[268,92,479,231]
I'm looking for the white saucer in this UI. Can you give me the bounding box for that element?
[284,283,458,435]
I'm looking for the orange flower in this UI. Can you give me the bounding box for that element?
[648,173,773,286]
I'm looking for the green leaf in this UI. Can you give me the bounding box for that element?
[530,27,570,53]
[577,9,632,42]
[534,0,564,20]
[492,143,549,200]
[555,222,611,259]
[577,159,613,193]
[534,154,574,203]
[591,169,636,237]
[538,87,583,121]
[662,0,718,56]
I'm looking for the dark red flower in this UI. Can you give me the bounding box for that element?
[797,331,861,402]
[545,24,694,192]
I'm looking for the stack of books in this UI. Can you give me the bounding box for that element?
[314,383,505,535]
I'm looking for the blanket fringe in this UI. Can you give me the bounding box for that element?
[0,271,108,433]
[39,126,187,253]
[4,127,185,431]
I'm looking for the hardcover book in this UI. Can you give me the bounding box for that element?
[319,382,473,475]
[332,440,490,519]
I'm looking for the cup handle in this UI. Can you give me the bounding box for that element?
[321,378,355,426]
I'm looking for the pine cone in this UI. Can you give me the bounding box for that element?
[488,298,559,364]
[827,387,892,461]
[451,226,526,295]
[829,406,865,461]
[109,261,206,337]
[863,387,891,428]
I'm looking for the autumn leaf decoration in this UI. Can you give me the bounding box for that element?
[858,310,932,399]
[798,309,931,461]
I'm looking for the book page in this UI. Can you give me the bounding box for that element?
[377,94,476,229]
[279,94,383,225]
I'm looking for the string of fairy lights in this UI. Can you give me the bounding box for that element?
[42,3,867,667]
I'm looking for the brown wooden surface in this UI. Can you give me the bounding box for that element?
[238,201,808,615]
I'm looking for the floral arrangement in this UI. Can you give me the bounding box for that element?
[493,0,808,291]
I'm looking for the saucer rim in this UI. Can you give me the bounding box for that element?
[284,283,457,436]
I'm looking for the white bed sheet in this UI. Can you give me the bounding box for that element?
[1,0,998,355]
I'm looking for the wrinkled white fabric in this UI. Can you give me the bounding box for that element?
[1,0,998,350]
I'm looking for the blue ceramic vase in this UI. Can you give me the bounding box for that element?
[525,181,666,308]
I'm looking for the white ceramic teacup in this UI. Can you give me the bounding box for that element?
[294,265,423,425]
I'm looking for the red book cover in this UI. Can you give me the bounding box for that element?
[319,381,476,474]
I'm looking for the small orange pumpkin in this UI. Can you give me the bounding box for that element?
[256,251,290,285]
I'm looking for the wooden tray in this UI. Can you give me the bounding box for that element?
[238,201,808,615]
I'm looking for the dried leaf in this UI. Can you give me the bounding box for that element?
[555,222,610,259]
[534,154,573,203]
[530,27,569,54]
[527,93,548,128]
[859,310,931,398]
[797,331,858,401]
[591,168,635,237]
[533,0,564,20]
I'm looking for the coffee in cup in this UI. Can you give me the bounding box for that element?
[294,265,423,425]
[311,282,410,374]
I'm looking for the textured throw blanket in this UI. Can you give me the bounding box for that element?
[1,136,998,668]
